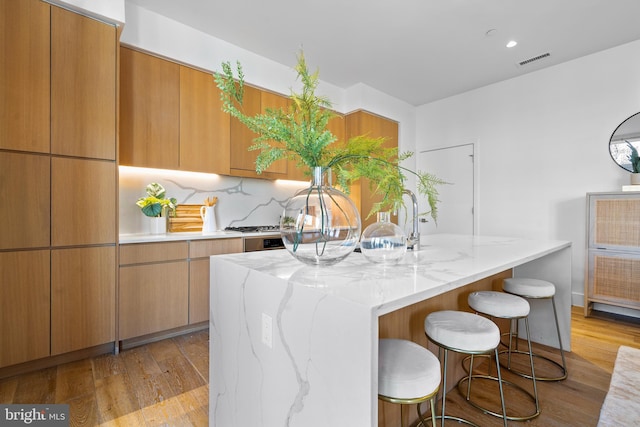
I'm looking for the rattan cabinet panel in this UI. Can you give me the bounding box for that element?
[586,192,640,315]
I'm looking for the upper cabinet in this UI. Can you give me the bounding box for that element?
[229,87,288,179]
[345,110,399,229]
[51,7,116,160]
[120,47,180,169]
[286,110,346,183]
[120,48,230,174]
[0,0,50,153]
[180,65,230,174]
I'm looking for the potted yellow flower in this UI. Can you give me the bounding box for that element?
[136,182,177,234]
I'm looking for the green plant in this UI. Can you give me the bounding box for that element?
[214,51,445,221]
[626,141,640,173]
[136,182,177,217]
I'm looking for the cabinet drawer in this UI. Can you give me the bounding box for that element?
[119,260,189,340]
[588,250,640,308]
[190,238,243,258]
[120,241,188,265]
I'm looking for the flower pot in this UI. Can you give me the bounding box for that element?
[149,216,167,234]
[631,173,640,185]
[280,167,361,266]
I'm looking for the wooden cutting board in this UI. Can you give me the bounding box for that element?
[168,204,203,232]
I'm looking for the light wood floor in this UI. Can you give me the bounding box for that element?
[1,307,639,426]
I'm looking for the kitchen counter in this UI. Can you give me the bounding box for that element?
[209,234,572,426]
[118,230,275,244]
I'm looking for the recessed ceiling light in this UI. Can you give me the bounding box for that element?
[506,40,518,48]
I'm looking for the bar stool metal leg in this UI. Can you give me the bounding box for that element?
[466,290,540,421]
[503,278,568,381]
[425,310,508,427]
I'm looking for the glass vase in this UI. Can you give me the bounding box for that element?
[280,167,361,266]
[360,211,407,265]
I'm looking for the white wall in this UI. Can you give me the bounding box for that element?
[415,39,640,307]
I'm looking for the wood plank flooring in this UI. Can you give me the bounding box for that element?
[1,307,639,426]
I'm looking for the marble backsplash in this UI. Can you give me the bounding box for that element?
[119,166,308,235]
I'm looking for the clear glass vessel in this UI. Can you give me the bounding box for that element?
[280,167,361,266]
[360,211,407,265]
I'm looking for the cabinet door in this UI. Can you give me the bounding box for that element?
[0,250,50,368]
[51,157,116,246]
[180,65,230,174]
[51,246,116,355]
[51,7,116,160]
[189,238,243,323]
[119,261,189,340]
[287,111,345,182]
[587,249,640,310]
[0,152,50,250]
[589,194,640,250]
[346,110,399,229]
[230,87,288,178]
[120,47,180,169]
[0,0,50,153]
[189,258,210,324]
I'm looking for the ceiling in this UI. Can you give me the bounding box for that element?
[126,0,640,106]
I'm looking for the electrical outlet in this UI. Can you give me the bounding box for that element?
[262,313,273,348]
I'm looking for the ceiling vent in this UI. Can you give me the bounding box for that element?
[518,52,551,67]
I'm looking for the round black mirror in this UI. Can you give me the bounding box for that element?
[610,112,640,173]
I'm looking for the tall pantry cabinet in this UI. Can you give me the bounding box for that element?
[0,0,117,369]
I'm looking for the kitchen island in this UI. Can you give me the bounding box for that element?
[209,234,571,426]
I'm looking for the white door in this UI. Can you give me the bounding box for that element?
[417,143,475,235]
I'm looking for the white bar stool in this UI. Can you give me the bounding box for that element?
[502,277,568,381]
[424,310,508,427]
[468,291,540,420]
[379,338,440,427]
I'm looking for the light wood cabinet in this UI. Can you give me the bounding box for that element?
[51,246,116,355]
[119,47,180,169]
[585,192,640,316]
[118,238,243,338]
[0,0,50,153]
[51,7,116,160]
[230,87,289,179]
[0,250,50,368]
[286,110,346,182]
[0,152,50,250]
[119,260,189,340]
[119,241,190,340]
[345,110,399,229]
[180,65,230,174]
[189,238,243,323]
[51,157,117,247]
[0,1,118,370]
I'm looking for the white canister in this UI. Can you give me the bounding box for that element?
[200,205,218,234]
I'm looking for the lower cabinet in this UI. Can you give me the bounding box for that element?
[51,246,116,355]
[0,250,50,368]
[119,241,189,340]
[118,237,242,341]
[189,238,243,324]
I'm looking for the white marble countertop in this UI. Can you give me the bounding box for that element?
[213,234,571,316]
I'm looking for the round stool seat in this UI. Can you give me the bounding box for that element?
[425,310,499,353]
[503,277,555,298]
[468,291,530,318]
[379,338,441,400]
